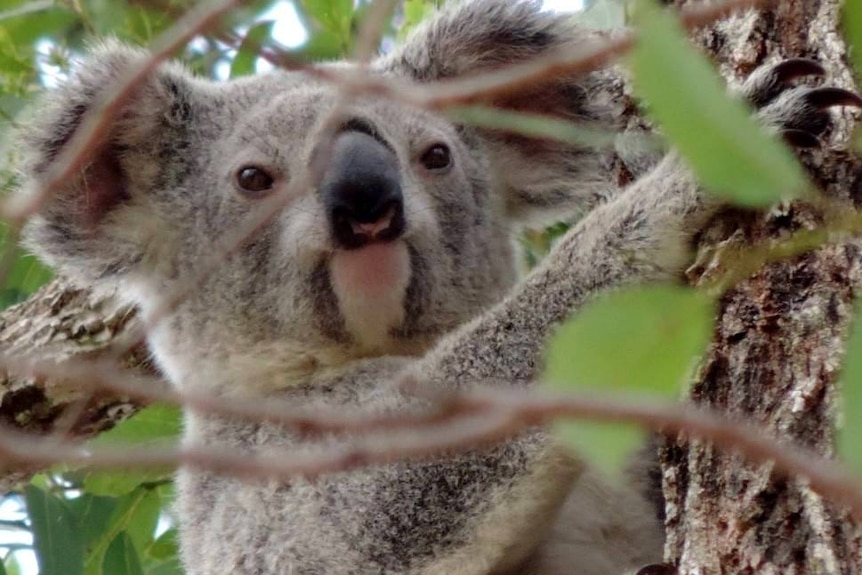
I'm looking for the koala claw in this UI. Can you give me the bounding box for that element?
[781,128,821,149]
[635,564,678,575]
[771,58,827,81]
[744,57,826,107]
[804,86,862,109]
[759,82,862,146]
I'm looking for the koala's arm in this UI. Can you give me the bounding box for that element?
[416,59,860,390]
[417,152,707,388]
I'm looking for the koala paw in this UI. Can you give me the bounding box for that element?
[742,58,862,148]
[635,563,677,575]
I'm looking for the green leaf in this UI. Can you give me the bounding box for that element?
[299,0,353,48]
[25,485,84,575]
[843,0,862,78]
[103,533,144,575]
[123,488,162,553]
[543,285,713,474]
[0,1,57,22]
[399,0,436,39]
[123,4,174,45]
[67,493,117,553]
[0,251,52,309]
[81,0,129,36]
[299,28,344,60]
[146,529,178,561]
[838,297,862,474]
[545,285,713,393]
[93,405,182,445]
[4,553,23,575]
[85,486,161,572]
[629,0,807,206]
[84,405,180,496]
[554,420,644,476]
[231,20,275,78]
[145,559,182,575]
[83,470,169,498]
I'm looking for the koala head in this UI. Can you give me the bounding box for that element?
[20,1,615,393]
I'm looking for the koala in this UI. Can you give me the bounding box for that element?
[16,1,860,574]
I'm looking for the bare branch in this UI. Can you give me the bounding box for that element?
[3,350,861,521]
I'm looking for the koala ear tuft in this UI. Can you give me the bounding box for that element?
[379,1,620,226]
[20,41,199,283]
[382,0,578,82]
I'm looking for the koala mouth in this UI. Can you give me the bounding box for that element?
[328,240,412,351]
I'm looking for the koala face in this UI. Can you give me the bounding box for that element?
[20,1,616,393]
[157,76,518,360]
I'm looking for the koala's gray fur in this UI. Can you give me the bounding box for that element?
[17,1,847,573]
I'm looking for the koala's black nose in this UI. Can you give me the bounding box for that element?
[319,129,405,250]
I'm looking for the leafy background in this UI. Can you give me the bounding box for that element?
[1,0,862,573]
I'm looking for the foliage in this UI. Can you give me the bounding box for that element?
[628,0,806,206]
[0,0,861,573]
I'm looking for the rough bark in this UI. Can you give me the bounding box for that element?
[0,277,151,490]
[663,1,862,573]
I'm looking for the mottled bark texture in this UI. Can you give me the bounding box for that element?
[0,277,151,491]
[664,1,862,573]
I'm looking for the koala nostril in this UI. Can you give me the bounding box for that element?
[320,129,406,250]
[331,197,405,249]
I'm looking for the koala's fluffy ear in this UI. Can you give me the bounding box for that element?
[379,0,618,226]
[20,41,200,284]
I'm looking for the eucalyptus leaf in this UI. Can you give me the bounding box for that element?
[543,284,712,474]
[103,533,145,575]
[544,285,713,394]
[25,485,84,575]
[231,20,275,78]
[84,405,180,496]
[147,529,178,561]
[67,493,117,554]
[629,0,807,206]
[91,405,182,446]
[4,553,22,575]
[838,297,862,474]
[553,420,644,476]
[299,0,353,47]
[843,0,862,78]
[85,486,161,572]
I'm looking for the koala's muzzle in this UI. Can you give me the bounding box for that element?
[320,130,405,250]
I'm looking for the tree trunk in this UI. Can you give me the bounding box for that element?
[663,1,862,573]
[0,277,150,490]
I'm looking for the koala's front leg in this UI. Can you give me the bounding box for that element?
[419,149,710,389]
[421,58,861,391]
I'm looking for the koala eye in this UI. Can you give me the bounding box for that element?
[419,143,452,172]
[235,166,275,196]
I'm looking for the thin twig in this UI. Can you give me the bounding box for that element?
[351,0,400,63]
[0,381,858,519]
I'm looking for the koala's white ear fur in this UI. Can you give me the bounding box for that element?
[21,41,197,283]
[380,0,617,226]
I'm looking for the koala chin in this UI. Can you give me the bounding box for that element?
[19,0,857,572]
